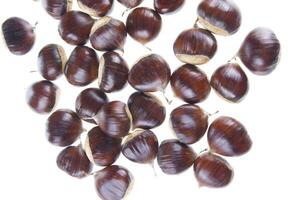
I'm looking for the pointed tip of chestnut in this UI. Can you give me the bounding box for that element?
[78,0,113,17]
[154,0,185,14]
[41,0,72,19]
[117,0,143,8]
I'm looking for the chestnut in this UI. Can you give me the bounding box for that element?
[94,165,133,200]
[46,109,83,147]
[208,116,252,157]
[194,152,233,188]
[170,104,208,144]
[126,7,162,44]
[26,80,59,114]
[197,0,241,36]
[157,139,197,174]
[154,0,185,14]
[58,11,94,45]
[37,44,66,81]
[171,64,211,104]
[128,54,171,92]
[127,92,166,130]
[2,17,35,55]
[117,0,143,8]
[210,63,248,103]
[173,28,217,65]
[85,126,122,166]
[56,145,93,178]
[64,46,99,86]
[99,51,129,93]
[75,88,108,124]
[90,16,127,52]
[41,0,72,19]
[78,0,113,17]
[238,27,281,75]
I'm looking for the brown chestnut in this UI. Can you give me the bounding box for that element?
[171,64,211,104]
[170,104,208,144]
[238,27,281,75]
[126,7,162,44]
[64,46,99,86]
[57,145,93,178]
[90,16,127,52]
[197,0,241,36]
[208,116,252,157]
[157,139,197,174]
[128,54,171,92]
[2,17,35,55]
[26,80,59,114]
[210,63,248,103]
[154,0,185,14]
[58,11,94,45]
[46,109,83,147]
[99,51,129,93]
[37,44,66,81]
[41,0,72,19]
[75,88,108,124]
[78,0,113,17]
[194,152,233,188]
[117,0,142,8]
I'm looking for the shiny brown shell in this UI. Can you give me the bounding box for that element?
[117,0,143,8]
[154,0,185,14]
[41,0,72,19]
[78,0,113,17]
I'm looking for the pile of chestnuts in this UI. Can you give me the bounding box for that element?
[2,0,281,199]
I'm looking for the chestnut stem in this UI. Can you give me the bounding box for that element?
[161,90,172,105]
[193,18,199,29]
[141,44,152,52]
[29,70,37,73]
[227,55,238,63]
[33,21,39,30]
[122,8,131,17]
[149,161,157,177]
[207,110,219,117]
[199,148,208,155]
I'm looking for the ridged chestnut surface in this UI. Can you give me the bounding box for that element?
[117,0,143,8]
[78,0,113,17]
[154,0,185,14]
[41,0,72,19]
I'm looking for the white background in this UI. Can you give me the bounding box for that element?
[0,0,300,199]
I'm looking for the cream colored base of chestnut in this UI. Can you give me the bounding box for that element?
[84,137,96,165]
[77,0,99,17]
[90,16,111,36]
[67,0,73,12]
[176,54,209,65]
[98,55,105,87]
[197,16,229,36]
[57,45,67,71]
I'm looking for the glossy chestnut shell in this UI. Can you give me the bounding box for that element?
[154,0,185,14]
[117,0,143,8]
[41,0,72,19]
[78,0,113,17]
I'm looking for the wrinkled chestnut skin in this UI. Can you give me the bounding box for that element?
[170,104,208,144]
[41,0,72,19]
[128,92,166,129]
[208,116,252,157]
[154,0,185,14]
[99,51,129,93]
[75,88,108,124]
[126,7,162,44]
[117,0,142,8]
[58,11,94,45]
[26,80,58,114]
[173,28,217,65]
[157,139,197,174]
[194,153,233,188]
[128,54,171,92]
[57,145,93,178]
[46,109,83,147]
[78,0,113,17]
[197,0,241,36]
[94,165,133,200]
[171,64,211,104]
[85,126,122,166]
[38,44,66,80]
[238,27,281,75]
[2,17,35,55]
[64,46,99,86]
[211,63,248,103]
[122,130,158,164]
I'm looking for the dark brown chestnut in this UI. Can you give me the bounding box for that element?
[171,64,211,104]
[37,44,66,81]
[238,27,281,75]
[210,63,248,103]
[78,0,113,17]
[94,101,131,138]
[194,152,233,188]
[126,7,162,44]
[122,130,158,164]
[46,109,83,147]
[208,116,252,157]
[94,165,133,200]
[173,28,217,65]
[170,104,208,144]
[64,46,99,86]
[127,92,165,129]
[57,145,93,178]
[41,0,72,19]
[26,80,59,114]
[154,0,185,14]
[98,51,129,93]
[117,0,142,8]
[58,11,94,45]
[90,16,127,52]
[85,126,122,166]
[2,17,35,55]
[128,54,171,92]
[75,88,108,124]
[157,139,197,174]
[197,0,241,36]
